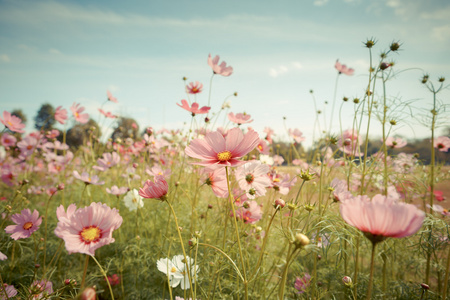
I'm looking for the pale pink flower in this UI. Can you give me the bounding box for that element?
[208,54,233,76]
[256,139,269,155]
[393,153,417,174]
[295,273,311,294]
[30,280,53,299]
[186,81,203,94]
[338,129,363,157]
[106,186,128,196]
[234,201,262,224]
[98,108,117,119]
[288,128,306,143]
[0,284,17,299]
[70,103,89,124]
[107,90,118,103]
[434,136,450,152]
[177,99,210,116]
[340,194,425,242]
[270,172,297,195]
[45,129,60,139]
[384,137,407,149]
[17,136,39,157]
[185,127,260,169]
[42,140,69,151]
[0,251,7,261]
[264,127,275,144]
[335,60,354,76]
[236,161,271,199]
[228,112,253,125]
[1,133,16,148]
[73,171,105,185]
[146,165,172,178]
[139,175,169,200]
[204,167,228,198]
[330,178,352,202]
[54,202,122,256]
[272,155,285,166]
[0,111,25,133]
[5,208,42,240]
[427,204,450,217]
[93,152,120,171]
[54,106,68,124]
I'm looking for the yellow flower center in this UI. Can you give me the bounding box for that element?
[23,222,33,230]
[80,226,101,243]
[170,267,177,273]
[217,151,232,162]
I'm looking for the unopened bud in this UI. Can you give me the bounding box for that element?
[293,233,310,248]
[243,202,250,209]
[390,42,400,51]
[189,237,198,247]
[353,98,360,104]
[81,287,97,300]
[342,276,352,287]
[274,199,285,209]
[420,283,429,290]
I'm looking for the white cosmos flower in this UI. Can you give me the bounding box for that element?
[259,154,274,166]
[157,255,199,290]
[123,189,144,211]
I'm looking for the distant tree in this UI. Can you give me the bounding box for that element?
[34,103,56,131]
[111,117,139,141]
[11,109,27,125]
[66,119,101,149]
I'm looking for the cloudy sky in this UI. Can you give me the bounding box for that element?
[0,0,449,145]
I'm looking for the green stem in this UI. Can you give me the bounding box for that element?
[366,242,377,300]
[80,255,89,290]
[353,237,360,297]
[442,245,450,300]
[91,255,115,300]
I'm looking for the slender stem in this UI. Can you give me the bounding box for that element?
[198,243,244,282]
[366,242,377,300]
[91,255,115,300]
[353,237,360,297]
[80,255,89,290]
[442,245,450,300]
[225,167,248,299]
[329,74,340,133]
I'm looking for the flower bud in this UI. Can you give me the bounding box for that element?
[390,120,397,126]
[420,283,429,290]
[81,287,97,300]
[390,42,400,51]
[243,201,250,209]
[380,62,391,70]
[353,98,360,104]
[342,276,352,287]
[274,199,285,209]
[189,237,198,247]
[343,97,348,102]
[439,77,445,82]
[293,233,310,248]
[364,39,376,48]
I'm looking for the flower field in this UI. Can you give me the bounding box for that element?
[1,41,450,300]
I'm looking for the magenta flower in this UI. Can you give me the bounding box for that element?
[236,161,271,199]
[1,133,17,148]
[434,136,450,152]
[228,112,253,125]
[177,99,210,116]
[107,90,118,103]
[70,102,89,124]
[340,194,425,243]
[384,136,407,149]
[234,200,262,224]
[54,202,123,256]
[208,54,233,76]
[138,175,169,200]
[73,171,105,185]
[186,81,203,94]
[335,60,354,76]
[0,111,25,133]
[185,127,260,169]
[5,208,42,240]
[54,106,68,125]
[295,273,311,294]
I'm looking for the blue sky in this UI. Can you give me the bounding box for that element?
[0,0,449,146]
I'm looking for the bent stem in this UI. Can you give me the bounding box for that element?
[91,255,115,300]
[366,242,377,300]
[225,166,248,299]
[198,243,244,282]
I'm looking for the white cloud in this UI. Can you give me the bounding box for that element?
[49,48,61,55]
[431,25,450,41]
[314,0,329,6]
[0,54,10,62]
[269,62,303,77]
[421,6,450,20]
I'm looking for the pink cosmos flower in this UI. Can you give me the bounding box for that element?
[256,139,269,155]
[5,208,42,240]
[264,127,275,144]
[340,194,425,243]
[335,60,354,76]
[54,202,123,256]
[0,111,25,133]
[288,128,306,143]
[330,178,352,203]
[338,129,363,157]
[234,201,262,224]
[427,204,450,217]
[208,54,233,76]
[272,155,285,166]
[17,136,39,158]
[54,106,68,125]
[93,152,120,171]
[98,108,117,119]
[433,190,446,202]
[228,112,253,125]
[107,274,121,286]
[204,167,228,198]
[177,99,211,116]
[384,137,407,149]
[236,161,271,199]
[434,136,450,152]
[1,133,17,148]
[185,127,260,169]
[186,81,203,94]
[73,171,105,185]
[106,186,128,196]
[393,153,417,174]
[70,103,89,124]
[46,129,60,139]
[295,273,311,294]
[270,172,297,195]
[139,175,169,200]
[30,280,53,299]
[0,251,7,261]
[146,165,172,178]
[1,284,17,299]
[107,90,118,103]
